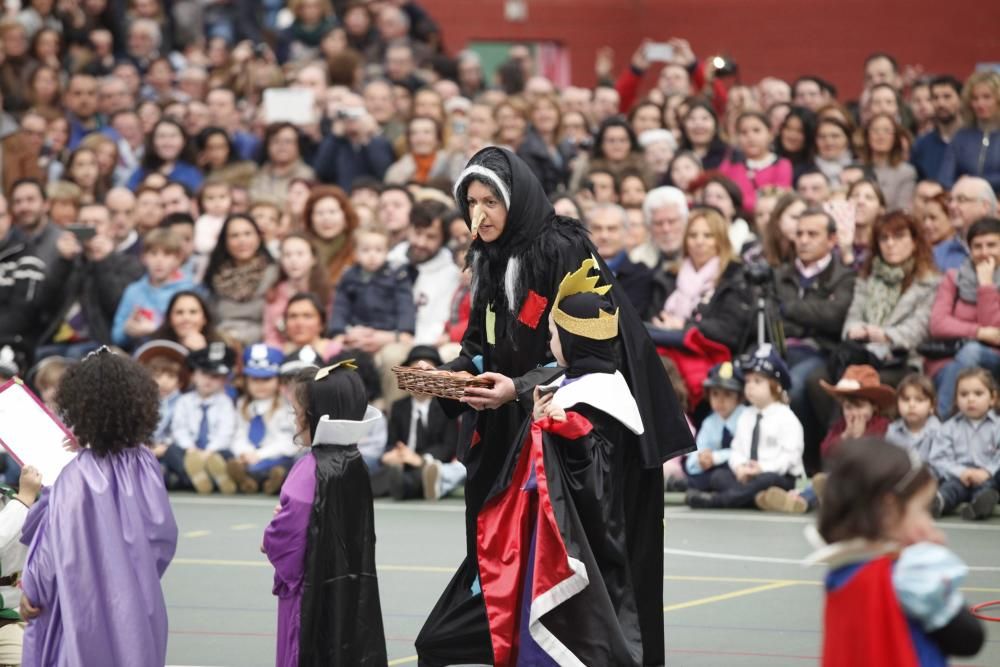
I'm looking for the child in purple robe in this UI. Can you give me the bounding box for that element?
[18,347,178,667]
[263,361,387,667]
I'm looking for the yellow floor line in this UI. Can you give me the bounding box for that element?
[387,656,417,666]
[230,523,256,531]
[663,581,801,613]
[182,530,211,539]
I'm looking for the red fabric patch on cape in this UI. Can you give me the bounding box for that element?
[470,430,482,448]
[517,291,548,329]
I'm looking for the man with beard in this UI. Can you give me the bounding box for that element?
[415,148,693,666]
[380,200,460,405]
[911,75,964,181]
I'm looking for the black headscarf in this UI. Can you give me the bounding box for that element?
[556,292,618,378]
[453,147,558,316]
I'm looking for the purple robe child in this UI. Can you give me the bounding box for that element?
[20,447,178,666]
[263,365,386,667]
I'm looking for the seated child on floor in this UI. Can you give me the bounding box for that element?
[886,373,941,471]
[685,345,804,509]
[379,346,463,500]
[809,438,984,665]
[168,343,238,493]
[134,340,190,464]
[756,365,894,514]
[929,367,1000,521]
[227,344,298,495]
[686,362,745,490]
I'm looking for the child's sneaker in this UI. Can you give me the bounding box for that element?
[684,489,715,509]
[205,453,237,494]
[227,460,259,494]
[754,487,807,514]
[961,488,999,521]
[422,457,442,500]
[262,466,287,495]
[811,473,828,505]
[931,492,945,519]
[183,450,213,494]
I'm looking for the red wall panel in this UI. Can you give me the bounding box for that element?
[421,0,1000,101]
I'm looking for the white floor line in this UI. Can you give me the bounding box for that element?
[663,546,1000,572]
[169,496,465,512]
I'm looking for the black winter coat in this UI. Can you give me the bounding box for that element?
[646,260,753,354]
[38,251,144,346]
[773,258,856,352]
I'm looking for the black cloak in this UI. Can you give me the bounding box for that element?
[415,148,693,666]
[298,421,387,664]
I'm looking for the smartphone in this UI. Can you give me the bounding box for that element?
[645,42,675,63]
[537,385,559,397]
[66,224,97,242]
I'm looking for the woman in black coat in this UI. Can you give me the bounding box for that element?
[645,207,753,355]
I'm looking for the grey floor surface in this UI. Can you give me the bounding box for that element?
[164,495,999,666]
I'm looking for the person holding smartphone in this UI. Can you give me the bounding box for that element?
[34,203,143,360]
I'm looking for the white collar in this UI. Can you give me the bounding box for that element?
[313,405,382,445]
[802,525,899,568]
[539,371,644,435]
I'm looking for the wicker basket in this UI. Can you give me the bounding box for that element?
[392,366,494,399]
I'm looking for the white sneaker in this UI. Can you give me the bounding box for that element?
[422,458,442,500]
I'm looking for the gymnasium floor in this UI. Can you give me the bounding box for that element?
[164,494,999,666]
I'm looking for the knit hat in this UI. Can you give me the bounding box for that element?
[739,344,791,390]
[703,361,743,393]
[819,364,895,409]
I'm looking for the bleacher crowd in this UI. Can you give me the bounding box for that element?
[0,0,998,517]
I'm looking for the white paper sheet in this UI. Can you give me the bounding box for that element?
[263,88,316,125]
[0,380,77,485]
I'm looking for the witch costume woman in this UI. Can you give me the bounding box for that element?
[262,363,387,667]
[415,147,693,666]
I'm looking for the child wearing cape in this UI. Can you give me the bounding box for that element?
[476,259,655,666]
[262,361,387,667]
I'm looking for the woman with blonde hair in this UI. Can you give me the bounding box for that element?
[939,70,1000,191]
[645,206,753,354]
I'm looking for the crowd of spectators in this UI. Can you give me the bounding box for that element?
[0,0,998,508]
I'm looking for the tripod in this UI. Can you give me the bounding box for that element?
[749,279,786,357]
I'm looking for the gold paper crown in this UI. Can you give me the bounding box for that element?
[551,258,619,340]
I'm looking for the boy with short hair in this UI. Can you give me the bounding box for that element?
[111,228,195,348]
[168,343,238,493]
[686,362,746,489]
[134,339,190,467]
[160,213,198,279]
[328,224,416,353]
[686,345,805,509]
[380,345,463,500]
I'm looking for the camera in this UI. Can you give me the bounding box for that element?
[744,262,773,287]
[710,55,739,78]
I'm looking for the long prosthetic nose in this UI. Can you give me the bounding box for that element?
[470,204,486,240]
